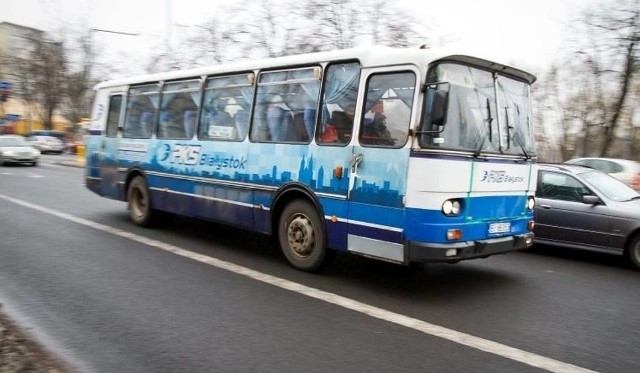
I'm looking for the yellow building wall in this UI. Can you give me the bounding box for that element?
[1,98,70,135]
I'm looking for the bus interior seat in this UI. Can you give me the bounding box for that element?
[303,108,316,141]
[331,110,351,141]
[267,106,294,141]
[292,112,310,142]
[139,111,154,138]
[183,110,197,139]
[234,110,248,140]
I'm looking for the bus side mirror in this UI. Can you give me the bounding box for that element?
[425,84,449,126]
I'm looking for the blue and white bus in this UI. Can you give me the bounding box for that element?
[85,47,537,272]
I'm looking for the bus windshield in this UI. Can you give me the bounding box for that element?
[422,63,535,157]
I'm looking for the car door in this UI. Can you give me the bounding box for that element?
[534,170,611,248]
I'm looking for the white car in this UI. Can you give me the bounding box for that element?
[564,157,640,187]
[27,135,65,154]
[0,135,41,166]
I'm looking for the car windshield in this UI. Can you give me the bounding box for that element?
[0,137,30,147]
[581,170,640,201]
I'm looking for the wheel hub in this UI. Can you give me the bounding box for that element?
[287,216,315,257]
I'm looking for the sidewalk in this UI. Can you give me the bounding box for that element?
[0,304,73,373]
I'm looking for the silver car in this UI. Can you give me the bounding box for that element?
[27,135,65,154]
[534,163,640,269]
[564,157,640,187]
[0,135,41,166]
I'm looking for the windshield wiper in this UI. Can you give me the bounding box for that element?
[504,106,531,159]
[473,98,493,157]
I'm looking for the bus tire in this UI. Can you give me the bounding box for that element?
[127,176,156,227]
[278,199,327,272]
[626,234,640,270]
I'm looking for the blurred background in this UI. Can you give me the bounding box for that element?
[0,0,637,162]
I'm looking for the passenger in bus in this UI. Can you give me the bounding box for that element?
[320,104,354,143]
[361,105,394,145]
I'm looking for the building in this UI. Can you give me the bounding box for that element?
[0,22,70,135]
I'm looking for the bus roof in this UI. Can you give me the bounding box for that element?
[94,46,536,90]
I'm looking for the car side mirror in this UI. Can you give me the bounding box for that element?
[582,195,601,205]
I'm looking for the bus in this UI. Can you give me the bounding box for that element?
[85,47,537,272]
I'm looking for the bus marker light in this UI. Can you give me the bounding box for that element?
[446,229,462,240]
[333,166,343,179]
[330,215,338,223]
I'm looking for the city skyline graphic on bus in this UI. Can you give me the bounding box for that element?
[115,140,405,208]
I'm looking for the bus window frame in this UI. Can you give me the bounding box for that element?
[358,69,418,149]
[198,72,256,142]
[156,78,202,140]
[249,65,323,144]
[123,83,161,139]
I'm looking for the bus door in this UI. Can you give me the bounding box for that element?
[347,67,418,264]
[100,93,124,198]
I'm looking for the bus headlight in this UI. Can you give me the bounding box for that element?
[526,196,535,210]
[442,199,461,216]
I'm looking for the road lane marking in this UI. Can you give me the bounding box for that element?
[0,193,599,373]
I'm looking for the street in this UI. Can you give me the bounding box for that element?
[1,154,640,373]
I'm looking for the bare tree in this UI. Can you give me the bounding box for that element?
[573,0,640,157]
[167,0,431,67]
[64,28,96,125]
[11,33,67,130]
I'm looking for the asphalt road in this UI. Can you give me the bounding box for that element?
[1,154,639,372]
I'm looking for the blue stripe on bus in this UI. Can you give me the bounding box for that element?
[405,195,533,243]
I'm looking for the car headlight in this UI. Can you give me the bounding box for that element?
[4,150,15,156]
[442,199,462,216]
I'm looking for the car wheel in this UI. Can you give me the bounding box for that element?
[278,199,327,272]
[127,176,157,227]
[625,235,640,270]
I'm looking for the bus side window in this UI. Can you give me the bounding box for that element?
[359,71,415,147]
[105,95,122,137]
[158,80,201,140]
[317,62,361,146]
[123,84,159,139]
[199,74,254,142]
[251,67,321,144]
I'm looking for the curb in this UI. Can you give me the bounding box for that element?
[56,160,85,168]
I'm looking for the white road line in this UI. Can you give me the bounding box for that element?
[0,193,598,373]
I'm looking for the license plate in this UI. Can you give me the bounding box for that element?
[488,222,511,234]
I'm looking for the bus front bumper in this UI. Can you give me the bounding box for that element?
[408,232,534,263]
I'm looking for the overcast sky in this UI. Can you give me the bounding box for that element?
[2,0,608,75]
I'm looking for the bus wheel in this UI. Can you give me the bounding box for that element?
[128,176,156,227]
[278,199,327,272]
[626,235,640,270]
